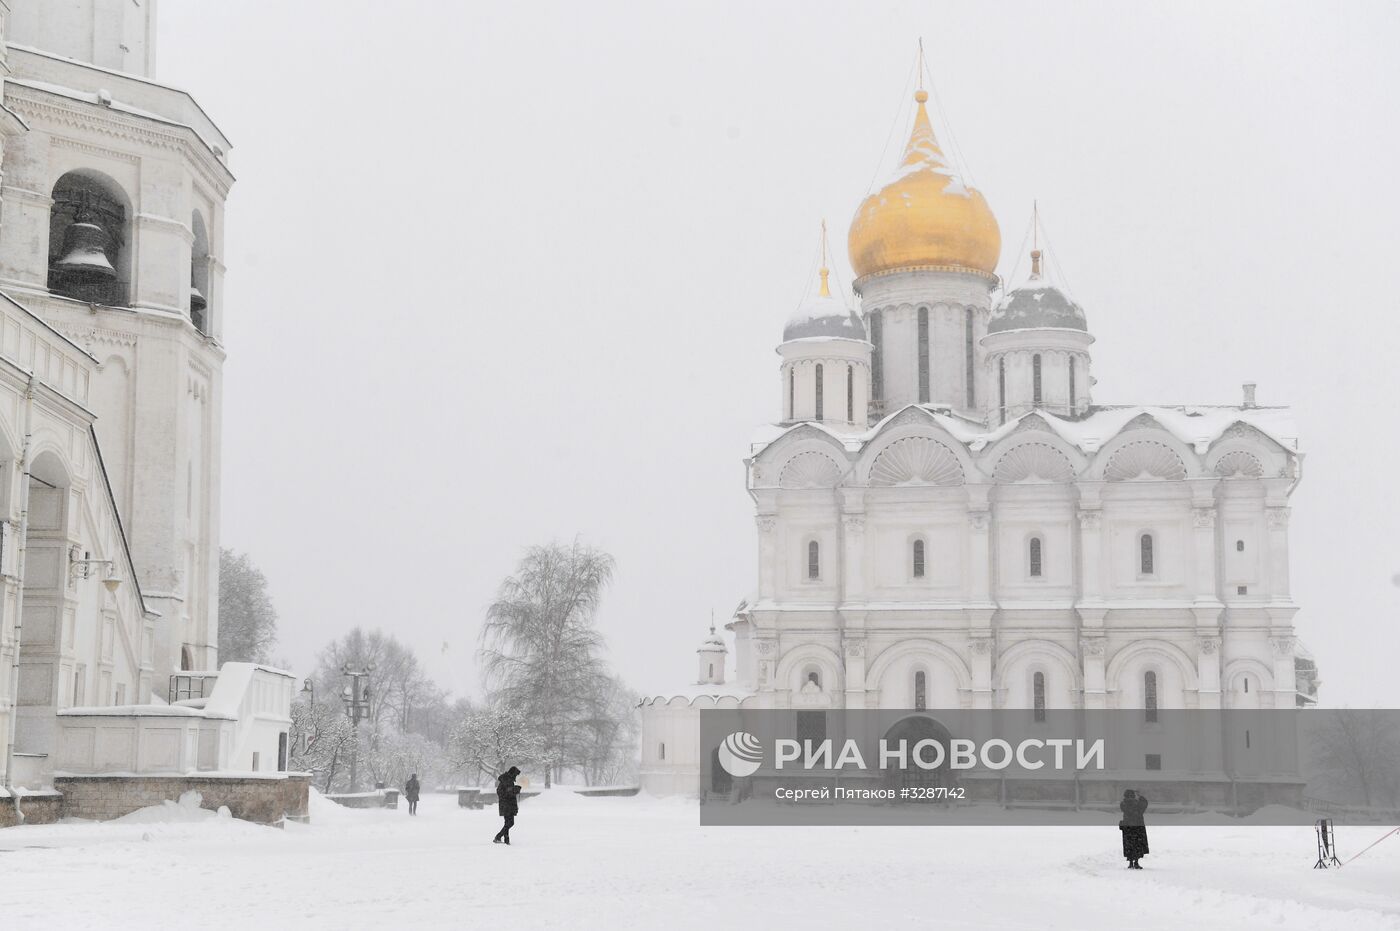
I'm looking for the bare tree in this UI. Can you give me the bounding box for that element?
[449,705,548,786]
[479,540,615,786]
[217,548,278,664]
[1307,709,1400,808]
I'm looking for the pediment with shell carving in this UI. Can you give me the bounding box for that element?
[993,442,1076,483]
[1213,449,1264,479]
[778,451,844,489]
[869,436,964,486]
[1103,440,1188,481]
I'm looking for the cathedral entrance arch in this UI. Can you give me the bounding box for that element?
[883,714,956,790]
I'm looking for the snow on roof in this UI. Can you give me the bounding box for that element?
[639,681,757,705]
[752,404,1298,459]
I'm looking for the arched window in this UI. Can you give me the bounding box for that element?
[846,364,854,422]
[998,357,1007,421]
[708,662,714,678]
[1033,671,1046,723]
[805,670,821,689]
[917,306,930,403]
[912,539,925,579]
[914,670,927,710]
[659,742,666,760]
[807,540,820,580]
[1144,671,1159,723]
[1139,533,1155,575]
[190,210,211,335]
[1032,354,1043,407]
[814,363,824,420]
[1236,540,1244,552]
[788,368,795,420]
[48,170,130,306]
[870,311,883,403]
[1029,536,1043,578]
[965,307,975,408]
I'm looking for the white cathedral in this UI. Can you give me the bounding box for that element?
[0,1,293,818]
[639,87,1319,796]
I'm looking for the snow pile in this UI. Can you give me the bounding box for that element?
[113,790,231,825]
[305,787,356,825]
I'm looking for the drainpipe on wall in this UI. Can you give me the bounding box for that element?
[3,374,37,823]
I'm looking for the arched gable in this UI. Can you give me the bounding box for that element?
[994,639,1081,693]
[855,412,978,487]
[1090,425,1198,482]
[1206,423,1292,480]
[985,435,1082,484]
[865,638,973,693]
[1104,639,1200,702]
[751,424,850,488]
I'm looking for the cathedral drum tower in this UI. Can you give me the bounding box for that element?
[0,0,229,678]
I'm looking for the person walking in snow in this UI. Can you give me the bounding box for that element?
[404,773,420,816]
[1119,788,1150,869]
[493,766,522,845]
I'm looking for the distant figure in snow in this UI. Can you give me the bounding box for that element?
[404,773,420,816]
[1119,789,1149,869]
[493,766,522,845]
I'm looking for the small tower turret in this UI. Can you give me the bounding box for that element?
[778,222,871,428]
[697,619,728,685]
[983,211,1094,424]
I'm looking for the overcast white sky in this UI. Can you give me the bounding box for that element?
[154,0,1399,706]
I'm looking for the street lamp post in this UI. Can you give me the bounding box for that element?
[299,678,316,756]
[340,663,374,792]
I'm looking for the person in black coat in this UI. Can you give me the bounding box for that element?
[1119,789,1150,869]
[493,766,522,845]
[404,774,420,816]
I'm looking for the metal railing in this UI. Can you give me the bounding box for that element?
[168,673,218,704]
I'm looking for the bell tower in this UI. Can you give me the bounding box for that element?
[0,0,233,682]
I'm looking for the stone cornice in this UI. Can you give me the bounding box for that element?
[4,83,234,198]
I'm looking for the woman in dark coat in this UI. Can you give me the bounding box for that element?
[493,766,522,845]
[1119,789,1149,869]
[404,773,420,816]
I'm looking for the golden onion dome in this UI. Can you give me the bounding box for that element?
[848,89,1001,280]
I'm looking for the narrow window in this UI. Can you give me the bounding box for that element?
[252,752,260,772]
[1140,534,1155,575]
[1236,540,1244,552]
[1245,729,1251,749]
[1068,356,1077,413]
[1243,678,1249,693]
[912,539,926,578]
[659,742,665,760]
[964,307,975,408]
[917,307,930,403]
[1033,671,1046,723]
[1144,671,1159,723]
[1029,537,1043,578]
[846,364,854,422]
[1145,753,1162,771]
[998,357,1006,421]
[788,368,795,420]
[708,663,713,678]
[1237,585,1248,595]
[814,363,824,420]
[807,540,820,580]
[914,670,927,711]
[870,311,883,403]
[1032,353,1043,407]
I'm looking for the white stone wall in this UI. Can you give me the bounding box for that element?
[0,44,233,674]
[8,0,157,77]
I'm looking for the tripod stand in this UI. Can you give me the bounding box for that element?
[1313,818,1341,869]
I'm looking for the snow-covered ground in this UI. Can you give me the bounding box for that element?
[2,789,1397,930]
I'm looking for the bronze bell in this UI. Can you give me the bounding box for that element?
[189,283,207,312]
[53,222,116,280]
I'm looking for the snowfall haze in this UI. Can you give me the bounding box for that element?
[153,1,1400,705]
